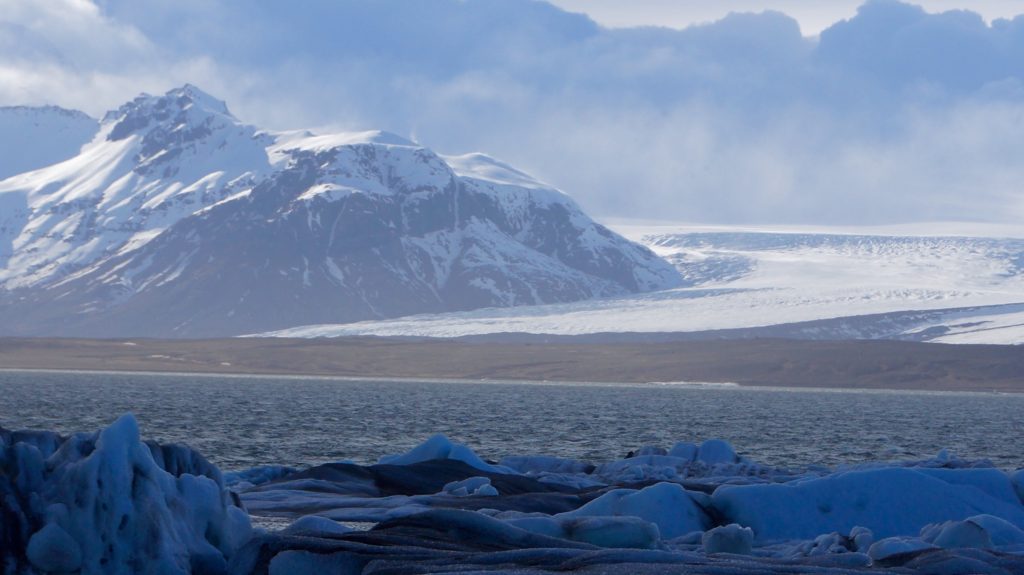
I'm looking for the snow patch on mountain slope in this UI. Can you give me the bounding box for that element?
[444,152,556,192]
[269,129,416,158]
[0,105,99,180]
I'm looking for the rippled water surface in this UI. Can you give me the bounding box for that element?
[2,370,1022,471]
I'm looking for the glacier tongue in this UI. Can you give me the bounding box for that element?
[265,226,1024,344]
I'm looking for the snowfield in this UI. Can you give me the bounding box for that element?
[4,415,1023,574]
[263,222,1024,344]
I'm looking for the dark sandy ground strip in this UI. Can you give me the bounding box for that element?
[1,337,1022,392]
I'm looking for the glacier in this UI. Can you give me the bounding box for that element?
[266,223,1024,345]
[4,415,1023,574]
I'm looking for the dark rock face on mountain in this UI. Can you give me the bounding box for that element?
[0,86,680,337]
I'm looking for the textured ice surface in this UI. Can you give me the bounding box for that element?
[1,414,250,575]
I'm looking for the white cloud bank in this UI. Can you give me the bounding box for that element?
[2,0,1023,225]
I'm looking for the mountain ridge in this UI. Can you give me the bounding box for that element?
[0,85,680,337]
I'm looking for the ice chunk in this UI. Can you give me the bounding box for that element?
[558,482,710,539]
[921,514,1024,549]
[789,531,852,557]
[867,537,936,562]
[441,476,499,497]
[282,515,354,537]
[224,465,298,489]
[924,518,993,550]
[595,455,693,482]
[850,526,874,551]
[965,514,1024,546]
[668,442,698,461]
[26,522,82,573]
[378,434,514,474]
[702,524,753,555]
[696,439,737,465]
[713,467,1024,541]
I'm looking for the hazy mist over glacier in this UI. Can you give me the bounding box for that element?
[3,0,1024,224]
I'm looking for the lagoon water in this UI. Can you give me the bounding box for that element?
[2,369,1021,471]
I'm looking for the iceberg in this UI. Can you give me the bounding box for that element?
[1,414,250,575]
[378,433,515,474]
[556,482,710,539]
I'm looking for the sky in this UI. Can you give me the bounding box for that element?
[550,1,1024,35]
[2,0,1024,225]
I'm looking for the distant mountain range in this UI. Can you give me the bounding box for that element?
[0,85,680,337]
[5,87,1022,344]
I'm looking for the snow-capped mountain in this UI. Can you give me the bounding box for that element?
[0,105,99,180]
[0,85,680,337]
[264,225,1024,345]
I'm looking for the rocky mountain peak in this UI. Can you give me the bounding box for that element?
[99,85,268,179]
[0,85,681,337]
[104,84,234,140]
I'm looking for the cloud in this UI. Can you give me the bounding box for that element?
[2,0,1024,224]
